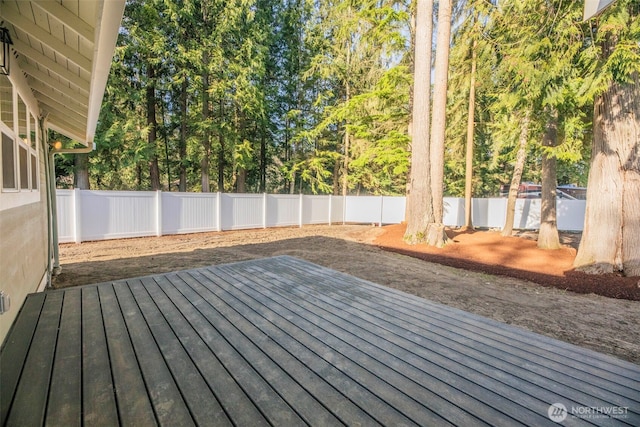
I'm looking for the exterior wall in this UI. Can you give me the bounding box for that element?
[0,72,49,346]
[0,195,48,344]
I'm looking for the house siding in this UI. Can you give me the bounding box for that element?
[0,195,48,345]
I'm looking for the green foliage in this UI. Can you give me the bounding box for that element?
[67,0,633,199]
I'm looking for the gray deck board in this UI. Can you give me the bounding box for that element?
[0,293,45,423]
[80,286,119,426]
[253,260,639,405]
[1,255,639,426]
[5,291,62,427]
[46,289,82,427]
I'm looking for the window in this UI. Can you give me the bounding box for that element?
[17,97,27,141]
[30,113,36,149]
[0,75,13,130]
[19,145,28,189]
[2,132,15,189]
[0,74,40,207]
[31,153,38,190]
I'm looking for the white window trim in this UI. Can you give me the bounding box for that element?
[0,85,42,211]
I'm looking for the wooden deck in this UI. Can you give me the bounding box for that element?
[1,256,638,426]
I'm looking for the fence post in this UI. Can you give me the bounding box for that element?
[342,195,347,225]
[73,188,81,243]
[263,193,267,229]
[379,195,384,227]
[216,192,222,231]
[299,193,304,227]
[328,195,332,226]
[155,190,163,237]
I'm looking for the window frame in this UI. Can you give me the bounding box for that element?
[0,75,41,210]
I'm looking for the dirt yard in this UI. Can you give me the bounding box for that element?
[54,224,640,364]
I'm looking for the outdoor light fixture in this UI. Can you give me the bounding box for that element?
[1,26,13,76]
[50,141,63,150]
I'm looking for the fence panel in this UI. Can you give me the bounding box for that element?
[381,197,406,224]
[266,195,300,227]
[220,193,264,230]
[79,190,157,241]
[557,200,586,231]
[55,190,75,243]
[302,195,331,225]
[56,191,587,244]
[514,199,541,230]
[161,192,218,235]
[443,198,465,227]
[330,196,345,224]
[472,198,507,229]
[345,196,383,224]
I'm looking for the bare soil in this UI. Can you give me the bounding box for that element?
[54,224,640,364]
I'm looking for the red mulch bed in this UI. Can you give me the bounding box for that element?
[374,224,640,301]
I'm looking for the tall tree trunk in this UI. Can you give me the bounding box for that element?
[236,169,247,193]
[217,97,225,192]
[333,159,340,195]
[342,24,352,198]
[404,0,434,244]
[425,0,453,247]
[502,113,529,237]
[147,63,161,191]
[260,123,267,192]
[179,78,188,192]
[538,108,561,249]
[463,38,477,230]
[74,153,90,189]
[575,72,640,277]
[289,169,296,194]
[201,52,211,193]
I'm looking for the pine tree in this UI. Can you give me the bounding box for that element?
[575,0,640,276]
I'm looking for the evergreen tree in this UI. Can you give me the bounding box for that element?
[575,0,640,276]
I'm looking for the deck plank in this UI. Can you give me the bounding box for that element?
[129,278,233,427]
[277,258,640,403]
[2,255,639,427]
[98,284,157,426]
[171,271,308,427]
[5,292,63,427]
[196,267,456,427]
[0,292,45,425]
[46,289,82,427]
[214,263,545,426]
[150,273,271,427]
[113,281,194,426]
[247,260,627,407]
[81,286,119,427]
[183,269,380,427]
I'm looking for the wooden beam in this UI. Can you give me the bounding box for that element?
[25,69,90,105]
[34,89,87,119]
[47,121,86,144]
[2,4,92,73]
[32,0,95,44]
[11,39,90,92]
[21,62,90,94]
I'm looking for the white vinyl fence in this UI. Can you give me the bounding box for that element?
[56,189,586,243]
